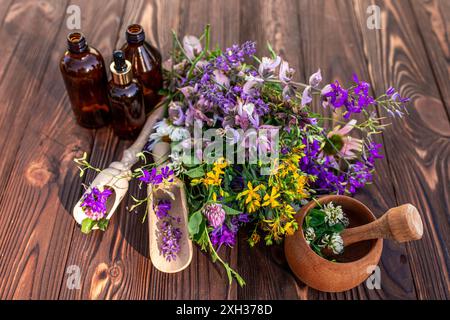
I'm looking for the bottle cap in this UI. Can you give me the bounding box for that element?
[110,50,133,85]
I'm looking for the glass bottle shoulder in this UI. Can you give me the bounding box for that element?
[60,47,105,74]
[108,80,142,98]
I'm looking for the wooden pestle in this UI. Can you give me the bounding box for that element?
[341,204,423,247]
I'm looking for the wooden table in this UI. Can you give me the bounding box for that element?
[0,0,448,300]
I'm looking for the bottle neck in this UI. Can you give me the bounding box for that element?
[110,60,133,86]
[126,24,145,45]
[67,32,88,53]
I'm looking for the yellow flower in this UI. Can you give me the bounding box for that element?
[237,182,262,204]
[249,231,261,247]
[247,199,261,213]
[282,203,296,218]
[262,187,281,208]
[204,170,222,186]
[237,182,264,213]
[212,157,227,175]
[295,175,308,198]
[284,221,296,236]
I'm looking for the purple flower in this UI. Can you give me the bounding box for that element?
[281,146,290,155]
[139,166,173,185]
[168,102,186,126]
[158,219,182,262]
[279,60,294,83]
[81,187,113,221]
[210,224,236,248]
[309,69,322,88]
[202,203,226,228]
[321,74,377,119]
[322,80,349,108]
[154,199,182,262]
[139,168,163,185]
[258,56,281,78]
[160,166,174,181]
[386,87,395,96]
[364,142,383,166]
[302,86,313,106]
[155,200,171,219]
[183,35,202,60]
[214,41,256,72]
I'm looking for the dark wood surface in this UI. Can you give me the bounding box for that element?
[0,0,448,300]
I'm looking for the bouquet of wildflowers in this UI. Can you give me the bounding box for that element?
[75,25,409,286]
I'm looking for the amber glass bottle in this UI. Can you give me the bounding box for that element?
[60,32,110,128]
[108,50,145,140]
[121,24,163,113]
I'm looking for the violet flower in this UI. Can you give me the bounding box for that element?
[158,219,182,262]
[81,187,113,221]
[139,168,163,185]
[183,35,202,60]
[155,200,182,261]
[301,69,322,106]
[155,200,171,219]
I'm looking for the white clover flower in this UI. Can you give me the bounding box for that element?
[318,234,330,248]
[304,227,316,245]
[329,233,344,254]
[323,202,348,226]
[318,233,344,255]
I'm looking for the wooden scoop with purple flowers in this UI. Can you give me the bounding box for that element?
[146,141,193,273]
[73,104,166,230]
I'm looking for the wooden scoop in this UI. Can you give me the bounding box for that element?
[341,204,423,247]
[73,103,166,227]
[147,141,193,273]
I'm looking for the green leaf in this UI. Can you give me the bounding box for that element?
[222,204,242,216]
[330,223,345,233]
[194,220,207,242]
[184,166,205,178]
[97,219,109,231]
[81,218,95,234]
[267,41,277,59]
[188,210,203,236]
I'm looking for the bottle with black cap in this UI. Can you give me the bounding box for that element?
[59,32,110,128]
[108,50,145,140]
[121,24,163,113]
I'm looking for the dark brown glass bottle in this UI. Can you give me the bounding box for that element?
[121,24,163,114]
[108,50,145,140]
[60,32,110,128]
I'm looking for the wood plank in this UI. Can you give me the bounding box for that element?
[54,0,163,300]
[354,0,450,299]
[148,0,241,299]
[0,0,68,216]
[410,0,450,114]
[238,0,309,300]
[0,0,74,299]
[59,0,245,300]
[295,0,418,300]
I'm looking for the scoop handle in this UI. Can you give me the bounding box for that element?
[341,204,423,247]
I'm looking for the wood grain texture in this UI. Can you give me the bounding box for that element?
[0,0,75,299]
[410,0,450,114]
[298,0,418,300]
[237,0,308,300]
[354,0,450,299]
[0,0,448,300]
[148,0,241,300]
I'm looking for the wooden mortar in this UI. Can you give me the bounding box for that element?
[284,195,423,292]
